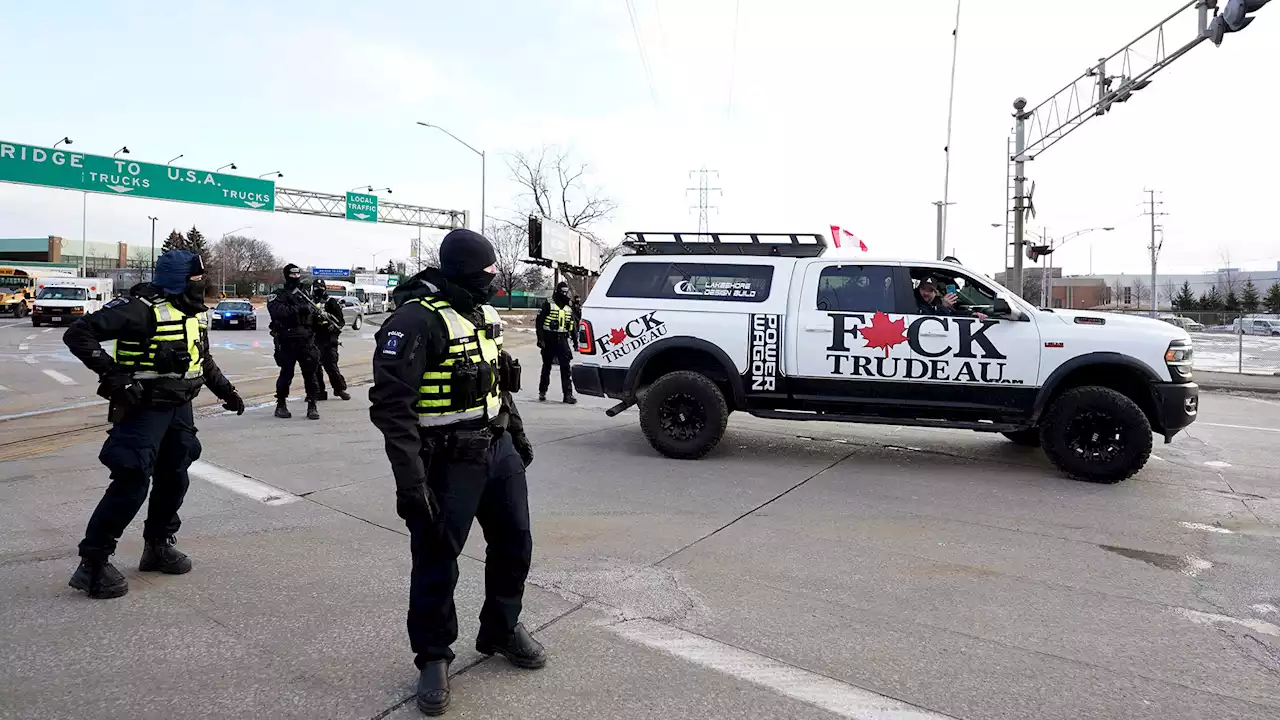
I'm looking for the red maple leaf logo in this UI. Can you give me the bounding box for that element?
[608,327,629,346]
[859,311,907,357]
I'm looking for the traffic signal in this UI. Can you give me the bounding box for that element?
[1026,244,1051,263]
[1209,0,1270,46]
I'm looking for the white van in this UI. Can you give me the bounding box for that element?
[320,280,354,299]
[31,277,114,327]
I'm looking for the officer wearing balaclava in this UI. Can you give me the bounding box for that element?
[309,280,350,401]
[369,228,542,715]
[62,249,245,599]
[267,263,324,419]
[535,280,578,404]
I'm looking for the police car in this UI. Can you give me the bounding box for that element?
[571,232,1199,484]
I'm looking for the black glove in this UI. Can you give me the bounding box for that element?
[222,392,245,415]
[513,436,534,468]
[97,373,142,407]
[396,484,440,528]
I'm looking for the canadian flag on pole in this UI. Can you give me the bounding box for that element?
[828,225,869,252]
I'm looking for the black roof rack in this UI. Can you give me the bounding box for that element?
[622,232,827,258]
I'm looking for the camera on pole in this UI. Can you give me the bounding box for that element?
[1209,0,1271,46]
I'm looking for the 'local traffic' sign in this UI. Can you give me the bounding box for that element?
[345,192,378,222]
[0,140,276,212]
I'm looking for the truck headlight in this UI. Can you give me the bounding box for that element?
[1165,339,1193,381]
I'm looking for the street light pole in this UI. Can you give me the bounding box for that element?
[416,122,486,236]
[147,216,158,281]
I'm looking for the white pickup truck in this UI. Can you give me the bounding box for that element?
[571,233,1199,484]
[31,277,114,327]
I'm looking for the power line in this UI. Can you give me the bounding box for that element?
[624,0,658,104]
[686,167,721,235]
[727,0,741,120]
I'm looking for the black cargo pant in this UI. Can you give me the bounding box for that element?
[79,402,202,560]
[275,336,321,401]
[538,334,574,396]
[312,334,347,395]
[406,432,532,667]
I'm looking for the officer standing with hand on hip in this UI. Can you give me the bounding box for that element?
[268,263,323,420]
[310,280,350,401]
[535,280,577,404]
[369,228,541,716]
[62,250,244,599]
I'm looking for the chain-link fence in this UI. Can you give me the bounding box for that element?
[1101,310,1280,376]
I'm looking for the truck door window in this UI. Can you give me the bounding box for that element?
[815,265,896,313]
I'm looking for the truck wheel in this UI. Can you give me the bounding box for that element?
[1040,386,1152,484]
[1001,429,1041,447]
[639,370,729,460]
[352,316,362,331]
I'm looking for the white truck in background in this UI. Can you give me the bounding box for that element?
[31,277,114,327]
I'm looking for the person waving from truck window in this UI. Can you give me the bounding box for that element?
[916,278,988,321]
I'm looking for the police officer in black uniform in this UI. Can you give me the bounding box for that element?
[370,228,541,716]
[310,280,350,401]
[535,280,577,404]
[268,263,323,420]
[62,250,245,599]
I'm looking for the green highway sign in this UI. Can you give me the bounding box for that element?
[0,140,275,212]
[345,192,378,222]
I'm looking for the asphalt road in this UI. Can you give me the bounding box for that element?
[0,312,385,419]
[2,338,1279,720]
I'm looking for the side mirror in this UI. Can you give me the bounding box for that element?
[991,298,1013,317]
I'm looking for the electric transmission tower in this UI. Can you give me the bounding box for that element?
[686,167,721,235]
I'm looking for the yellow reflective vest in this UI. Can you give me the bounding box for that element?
[114,300,204,380]
[414,298,503,427]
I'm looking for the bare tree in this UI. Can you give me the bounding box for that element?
[506,146,617,232]
[1217,250,1239,297]
[1132,277,1151,306]
[128,246,153,270]
[1160,280,1177,308]
[488,220,528,308]
[1112,278,1125,307]
[210,235,279,296]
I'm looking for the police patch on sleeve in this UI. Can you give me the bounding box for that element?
[103,297,129,309]
[381,330,406,356]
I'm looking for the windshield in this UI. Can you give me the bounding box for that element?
[37,287,87,301]
[216,302,253,312]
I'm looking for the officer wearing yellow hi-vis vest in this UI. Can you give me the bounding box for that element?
[62,250,244,600]
[370,229,540,716]
[535,281,577,404]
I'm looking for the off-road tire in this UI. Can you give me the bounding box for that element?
[1040,386,1152,484]
[1001,429,1041,447]
[639,371,729,460]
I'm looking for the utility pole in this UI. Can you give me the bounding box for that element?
[933,201,956,260]
[1144,189,1167,318]
[686,167,721,235]
[1011,99,1028,296]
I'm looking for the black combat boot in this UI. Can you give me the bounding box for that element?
[475,623,547,669]
[274,399,291,419]
[139,536,193,574]
[415,660,450,716]
[314,390,329,401]
[538,391,547,402]
[335,389,351,401]
[562,393,578,405]
[69,557,129,599]
[306,400,320,420]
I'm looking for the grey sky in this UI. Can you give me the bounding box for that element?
[0,0,1274,278]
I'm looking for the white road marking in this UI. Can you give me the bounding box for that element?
[1251,603,1279,615]
[41,369,78,385]
[1149,454,1165,462]
[1201,422,1280,434]
[17,343,28,351]
[1172,607,1280,637]
[1179,521,1234,534]
[0,399,107,421]
[1182,556,1213,578]
[0,321,28,329]
[0,384,9,392]
[41,328,53,334]
[22,354,36,364]
[188,460,300,506]
[610,619,956,719]
[1203,460,1233,469]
